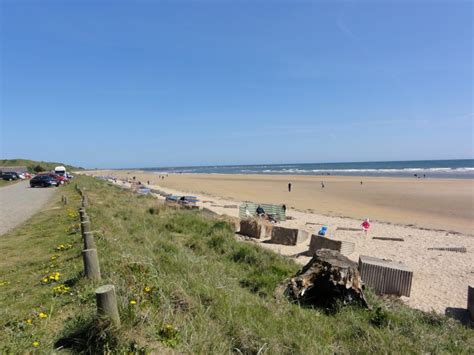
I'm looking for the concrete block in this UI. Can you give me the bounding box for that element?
[239,219,261,239]
[259,221,273,239]
[307,235,355,256]
[270,227,310,246]
[358,255,413,297]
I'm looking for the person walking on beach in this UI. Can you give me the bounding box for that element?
[288,183,292,192]
[321,181,325,189]
[361,218,371,234]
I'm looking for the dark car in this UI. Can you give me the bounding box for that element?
[1,172,20,181]
[39,173,67,185]
[30,175,58,188]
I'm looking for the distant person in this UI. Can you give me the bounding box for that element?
[288,183,292,192]
[361,218,371,234]
[147,180,150,185]
[256,205,265,217]
[423,174,426,178]
[360,181,363,185]
[282,204,286,213]
[321,181,325,189]
[318,226,328,236]
[133,176,136,180]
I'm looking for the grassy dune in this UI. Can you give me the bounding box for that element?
[0,159,83,172]
[0,175,472,353]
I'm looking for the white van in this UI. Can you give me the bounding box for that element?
[54,166,67,177]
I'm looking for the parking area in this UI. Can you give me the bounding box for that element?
[0,180,58,236]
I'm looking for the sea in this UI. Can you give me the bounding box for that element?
[141,159,474,179]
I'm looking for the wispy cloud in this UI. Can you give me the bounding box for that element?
[336,16,357,41]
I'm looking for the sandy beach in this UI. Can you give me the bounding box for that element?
[83,170,474,316]
[89,171,473,235]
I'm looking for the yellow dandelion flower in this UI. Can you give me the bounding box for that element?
[129,300,137,305]
[32,341,40,347]
[39,312,47,319]
[144,286,152,293]
[26,319,33,325]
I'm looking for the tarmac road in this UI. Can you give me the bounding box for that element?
[0,180,58,236]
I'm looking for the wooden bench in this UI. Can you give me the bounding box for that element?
[239,203,286,221]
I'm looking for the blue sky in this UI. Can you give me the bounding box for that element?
[1,0,472,168]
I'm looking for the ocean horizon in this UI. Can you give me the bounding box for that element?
[134,159,474,179]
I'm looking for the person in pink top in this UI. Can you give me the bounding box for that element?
[361,218,370,233]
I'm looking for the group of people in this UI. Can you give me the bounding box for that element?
[255,205,277,223]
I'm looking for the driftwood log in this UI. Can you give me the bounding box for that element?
[279,249,368,308]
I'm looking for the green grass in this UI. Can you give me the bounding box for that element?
[0,176,473,353]
[0,179,21,187]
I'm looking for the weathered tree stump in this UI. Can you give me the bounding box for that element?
[82,248,101,280]
[278,249,368,308]
[83,232,96,249]
[96,284,120,326]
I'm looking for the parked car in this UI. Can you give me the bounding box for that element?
[39,173,67,184]
[30,175,58,187]
[1,172,20,181]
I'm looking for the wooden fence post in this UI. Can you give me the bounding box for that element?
[82,248,101,280]
[81,220,91,237]
[95,285,120,326]
[82,195,89,207]
[79,208,86,220]
[83,232,96,249]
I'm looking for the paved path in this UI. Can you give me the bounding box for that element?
[0,180,58,236]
